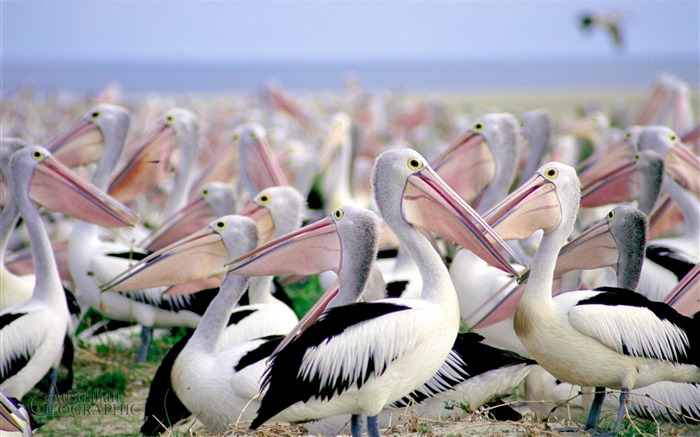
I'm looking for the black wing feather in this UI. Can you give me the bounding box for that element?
[234,336,284,372]
[581,287,699,365]
[251,302,411,429]
[646,246,695,280]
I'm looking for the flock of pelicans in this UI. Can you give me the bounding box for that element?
[0,74,698,436]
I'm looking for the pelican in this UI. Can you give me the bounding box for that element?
[227,148,519,436]
[1,145,138,400]
[108,107,201,229]
[100,187,304,434]
[102,186,304,342]
[232,122,288,207]
[69,108,210,362]
[485,161,700,434]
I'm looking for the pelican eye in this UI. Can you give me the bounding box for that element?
[258,194,271,204]
[31,150,45,160]
[214,220,227,230]
[202,188,210,197]
[250,131,257,139]
[166,115,175,123]
[634,153,641,161]
[333,208,344,221]
[607,210,615,220]
[90,111,101,120]
[233,133,239,141]
[473,122,484,131]
[625,132,632,138]
[544,167,558,180]
[669,134,677,142]
[407,158,423,171]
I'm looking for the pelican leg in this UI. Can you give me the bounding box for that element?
[610,387,630,435]
[366,415,380,437]
[584,386,606,430]
[47,368,58,410]
[350,414,363,437]
[136,326,153,362]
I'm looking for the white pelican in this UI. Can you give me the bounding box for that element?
[486,161,700,434]
[232,122,288,208]
[108,107,201,228]
[1,145,138,400]
[69,108,210,362]
[102,186,304,342]
[227,148,519,436]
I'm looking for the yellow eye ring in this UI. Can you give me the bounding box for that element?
[669,134,677,142]
[166,115,175,123]
[214,220,227,230]
[607,210,615,220]
[202,188,210,197]
[90,111,101,120]
[258,194,271,204]
[544,167,558,180]
[407,158,423,171]
[473,122,484,131]
[32,150,44,160]
[625,132,632,138]
[333,208,344,221]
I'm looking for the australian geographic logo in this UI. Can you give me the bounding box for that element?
[27,390,142,417]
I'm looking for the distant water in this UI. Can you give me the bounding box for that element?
[3,57,698,96]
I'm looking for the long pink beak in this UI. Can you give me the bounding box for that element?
[140,196,217,252]
[664,263,699,317]
[108,124,177,204]
[401,165,522,276]
[30,155,139,227]
[226,214,341,277]
[43,119,105,169]
[579,154,639,208]
[431,132,495,205]
[243,134,289,193]
[483,172,562,240]
[101,225,229,292]
[664,142,700,199]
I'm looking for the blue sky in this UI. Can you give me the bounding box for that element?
[3,1,699,64]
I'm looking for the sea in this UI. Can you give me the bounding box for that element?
[3,57,698,97]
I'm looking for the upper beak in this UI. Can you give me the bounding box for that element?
[663,263,699,317]
[664,143,700,198]
[140,196,216,252]
[30,155,139,227]
[483,172,561,240]
[100,225,229,292]
[553,219,619,276]
[576,138,635,186]
[401,165,522,276]
[241,135,288,194]
[431,132,495,205]
[43,119,105,168]
[238,201,275,245]
[579,153,639,207]
[108,124,177,204]
[226,214,341,277]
